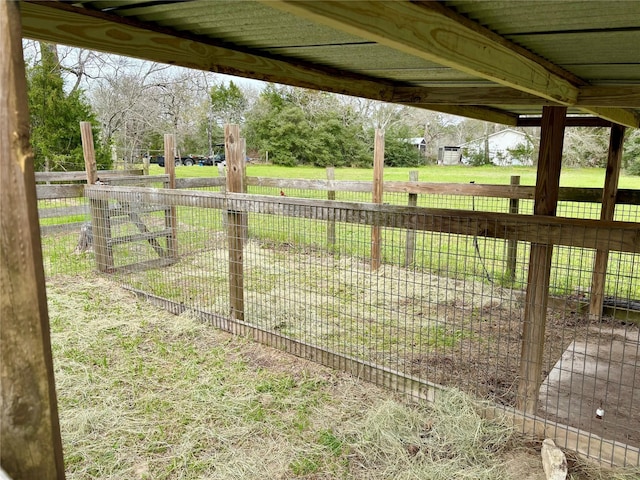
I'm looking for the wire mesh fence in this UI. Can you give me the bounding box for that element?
[76,183,640,466]
[37,173,168,278]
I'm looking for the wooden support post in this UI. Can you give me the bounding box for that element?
[371,129,384,270]
[81,121,113,272]
[404,170,419,266]
[164,134,178,258]
[226,124,246,321]
[506,175,520,282]
[0,3,66,478]
[589,124,626,320]
[517,106,566,414]
[327,167,336,247]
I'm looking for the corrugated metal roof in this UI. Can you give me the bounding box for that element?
[19,0,640,127]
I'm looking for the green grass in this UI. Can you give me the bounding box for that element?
[42,163,638,299]
[151,163,639,189]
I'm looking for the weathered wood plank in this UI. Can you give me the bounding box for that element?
[106,175,168,186]
[107,228,173,247]
[34,169,143,183]
[0,3,66,478]
[85,186,640,254]
[404,171,419,266]
[164,134,178,258]
[371,129,384,270]
[589,124,626,319]
[244,177,640,205]
[36,184,84,199]
[226,125,246,322]
[518,106,566,415]
[81,121,113,272]
[81,122,97,185]
[175,176,226,189]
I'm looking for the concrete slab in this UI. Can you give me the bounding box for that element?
[539,328,640,448]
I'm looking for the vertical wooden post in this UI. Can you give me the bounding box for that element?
[506,175,520,282]
[327,167,336,247]
[226,124,245,321]
[81,122,98,184]
[517,106,566,414]
[589,124,626,320]
[0,2,66,478]
[405,170,419,266]
[164,134,178,258]
[143,155,150,176]
[81,121,113,272]
[371,129,384,270]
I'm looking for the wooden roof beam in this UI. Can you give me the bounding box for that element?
[396,85,640,108]
[269,1,639,127]
[517,117,612,128]
[19,1,517,126]
[268,0,579,104]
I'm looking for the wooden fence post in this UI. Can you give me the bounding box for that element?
[327,167,336,247]
[81,121,114,272]
[163,134,178,258]
[404,170,419,266]
[371,129,384,270]
[143,155,150,175]
[589,124,626,320]
[226,124,246,321]
[1,3,66,478]
[517,106,566,415]
[506,175,520,282]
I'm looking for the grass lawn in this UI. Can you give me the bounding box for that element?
[48,274,640,479]
[150,163,640,189]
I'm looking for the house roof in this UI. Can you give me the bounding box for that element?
[459,128,528,148]
[18,0,640,128]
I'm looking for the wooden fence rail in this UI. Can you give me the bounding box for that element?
[85,186,640,255]
[175,175,640,205]
[35,169,143,183]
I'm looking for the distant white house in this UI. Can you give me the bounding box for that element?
[460,129,533,166]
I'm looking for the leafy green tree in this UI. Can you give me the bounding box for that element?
[381,125,424,167]
[27,43,110,171]
[210,80,248,125]
[246,84,371,166]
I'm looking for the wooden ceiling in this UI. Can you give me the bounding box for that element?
[19,0,640,127]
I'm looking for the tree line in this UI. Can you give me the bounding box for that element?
[24,42,640,174]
